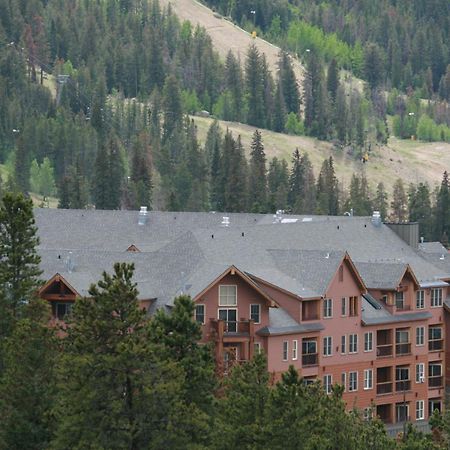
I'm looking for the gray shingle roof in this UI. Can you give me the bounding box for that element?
[355,262,407,289]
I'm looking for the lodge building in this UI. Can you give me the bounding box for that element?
[35,208,450,427]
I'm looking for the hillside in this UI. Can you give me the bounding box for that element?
[192,115,450,193]
[159,0,305,80]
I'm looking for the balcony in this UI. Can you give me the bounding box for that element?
[302,353,318,367]
[302,300,319,321]
[377,381,393,395]
[395,343,411,356]
[395,380,411,392]
[377,344,393,357]
[428,376,443,389]
[209,319,253,340]
[429,339,443,352]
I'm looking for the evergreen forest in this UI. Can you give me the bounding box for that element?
[0,0,449,244]
[1,192,450,450]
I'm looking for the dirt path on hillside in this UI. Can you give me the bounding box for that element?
[159,0,305,80]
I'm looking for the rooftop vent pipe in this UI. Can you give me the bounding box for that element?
[371,211,382,227]
[138,206,148,225]
[221,216,230,227]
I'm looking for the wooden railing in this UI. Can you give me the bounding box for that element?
[209,319,252,338]
[302,353,318,367]
[395,343,411,355]
[429,376,443,388]
[377,344,393,357]
[429,339,443,351]
[376,381,393,395]
[395,380,411,392]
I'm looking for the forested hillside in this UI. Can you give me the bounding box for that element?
[0,0,449,243]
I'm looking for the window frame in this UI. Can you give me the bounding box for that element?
[416,326,425,346]
[341,372,346,391]
[341,297,347,316]
[194,304,205,324]
[254,342,262,354]
[416,290,425,309]
[341,335,346,354]
[249,303,261,324]
[282,341,289,361]
[431,288,443,307]
[395,291,404,309]
[292,339,298,360]
[55,302,73,320]
[415,363,425,383]
[349,296,358,316]
[416,400,425,420]
[218,285,237,306]
[349,371,358,392]
[323,374,332,394]
[323,336,332,357]
[364,332,373,352]
[364,369,373,390]
[323,298,333,318]
[349,333,358,353]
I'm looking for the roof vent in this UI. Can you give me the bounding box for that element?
[371,211,382,227]
[273,210,284,223]
[440,254,445,260]
[138,206,148,225]
[221,216,230,227]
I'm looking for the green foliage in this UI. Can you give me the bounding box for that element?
[29,157,57,197]
[181,89,202,114]
[248,129,268,212]
[284,112,304,135]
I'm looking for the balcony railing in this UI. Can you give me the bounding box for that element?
[377,344,393,357]
[376,381,393,395]
[302,353,318,366]
[428,376,443,388]
[210,319,252,338]
[429,339,443,351]
[395,380,411,392]
[395,343,411,355]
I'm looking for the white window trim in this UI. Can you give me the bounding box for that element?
[323,298,333,318]
[431,288,443,308]
[416,400,425,420]
[341,335,346,354]
[324,374,332,394]
[349,371,358,392]
[415,363,425,383]
[416,290,425,309]
[282,341,289,361]
[323,336,332,357]
[364,332,373,352]
[249,303,261,324]
[416,326,425,346]
[218,284,237,307]
[292,339,298,360]
[349,334,358,354]
[363,369,373,390]
[341,372,346,391]
[194,304,206,324]
[341,297,347,316]
[254,342,261,354]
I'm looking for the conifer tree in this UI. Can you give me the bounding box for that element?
[327,58,339,105]
[278,51,300,115]
[0,192,42,326]
[129,132,152,209]
[316,157,339,215]
[248,129,268,213]
[374,182,389,220]
[288,148,303,210]
[225,51,244,122]
[409,183,433,241]
[52,263,186,450]
[391,178,408,222]
[267,157,288,212]
[345,174,372,216]
[162,74,183,141]
[434,171,450,244]
[245,45,265,128]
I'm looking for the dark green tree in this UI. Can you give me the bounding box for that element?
[278,51,300,115]
[409,183,433,241]
[391,178,408,223]
[374,182,389,220]
[327,58,339,104]
[316,157,339,215]
[248,129,268,212]
[129,132,152,210]
[434,171,450,244]
[245,45,266,128]
[162,74,183,141]
[268,157,288,212]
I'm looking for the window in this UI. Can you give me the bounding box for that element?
[323,336,332,356]
[415,363,425,383]
[194,304,205,324]
[349,334,358,353]
[364,332,373,352]
[395,291,404,309]
[416,290,425,309]
[341,372,346,391]
[55,302,73,320]
[429,326,443,351]
[431,288,442,307]
[292,340,298,360]
[341,335,346,354]
[323,374,332,394]
[349,371,358,392]
[219,285,237,306]
[349,296,358,316]
[323,298,332,318]
[416,400,425,420]
[302,339,317,354]
[250,304,260,323]
[341,297,347,316]
[218,309,237,332]
[363,407,373,421]
[254,342,261,354]
[282,341,289,361]
[429,363,442,377]
[339,265,344,282]
[416,327,425,346]
[364,369,373,390]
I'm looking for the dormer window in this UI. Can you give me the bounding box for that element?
[219,285,237,306]
[395,291,404,309]
[431,288,442,307]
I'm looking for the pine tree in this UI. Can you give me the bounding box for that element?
[129,132,152,209]
[213,353,270,450]
[278,51,300,115]
[52,263,187,449]
[345,174,372,216]
[391,178,408,222]
[434,171,450,244]
[0,301,57,450]
[206,121,223,210]
[0,192,42,326]
[248,129,268,213]
[316,157,339,215]
[162,74,183,141]
[267,157,288,212]
[147,294,215,447]
[245,45,265,128]
[374,182,389,220]
[14,136,31,193]
[409,183,433,241]
[327,58,339,105]
[225,51,244,122]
